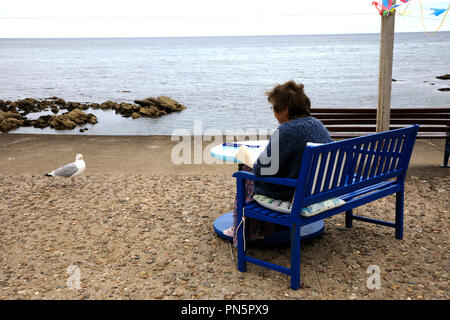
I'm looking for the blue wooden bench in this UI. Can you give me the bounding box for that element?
[232,125,419,290]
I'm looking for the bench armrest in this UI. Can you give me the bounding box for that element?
[232,171,298,188]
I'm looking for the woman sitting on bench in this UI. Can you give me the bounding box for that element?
[224,80,333,244]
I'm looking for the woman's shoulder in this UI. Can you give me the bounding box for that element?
[280,116,318,130]
[278,116,329,138]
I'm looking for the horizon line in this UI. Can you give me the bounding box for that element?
[1,30,448,40]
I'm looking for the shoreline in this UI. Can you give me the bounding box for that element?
[0,133,447,177]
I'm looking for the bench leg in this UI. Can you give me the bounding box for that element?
[395,188,404,240]
[237,216,246,272]
[290,224,301,290]
[441,138,449,168]
[236,178,247,273]
[345,210,353,228]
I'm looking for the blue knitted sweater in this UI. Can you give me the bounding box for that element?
[253,116,333,201]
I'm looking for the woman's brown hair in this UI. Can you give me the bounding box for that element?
[266,80,311,119]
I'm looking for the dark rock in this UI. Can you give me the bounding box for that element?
[100,100,118,110]
[437,88,450,92]
[53,98,66,107]
[0,100,8,111]
[64,108,96,125]
[0,100,16,112]
[158,96,186,112]
[132,96,186,118]
[22,118,35,127]
[65,102,82,112]
[138,106,155,117]
[116,103,136,116]
[34,115,53,129]
[87,114,98,124]
[0,117,23,132]
[48,117,77,130]
[37,109,99,130]
[436,74,450,80]
[15,98,40,114]
[0,110,24,132]
[134,97,160,107]
[38,100,53,108]
[0,111,22,122]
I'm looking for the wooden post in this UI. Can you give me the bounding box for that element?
[377,1,396,133]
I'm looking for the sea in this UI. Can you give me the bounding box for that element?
[1,32,449,135]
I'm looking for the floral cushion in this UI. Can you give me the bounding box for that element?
[253,194,345,217]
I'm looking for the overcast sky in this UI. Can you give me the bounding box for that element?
[0,0,449,38]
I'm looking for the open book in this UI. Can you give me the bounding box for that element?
[235,145,260,167]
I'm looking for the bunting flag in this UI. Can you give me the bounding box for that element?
[429,8,447,15]
[372,0,412,16]
[371,0,450,35]
[372,0,449,17]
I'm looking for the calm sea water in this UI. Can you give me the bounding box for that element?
[1,32,449,135]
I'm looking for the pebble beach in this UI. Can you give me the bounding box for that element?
[0,135,448,300]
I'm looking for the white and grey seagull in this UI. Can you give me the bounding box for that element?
[45,154,86,186]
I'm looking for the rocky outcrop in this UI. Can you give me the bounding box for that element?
[91,96,186,118]
[47,109,98,130]
[0,98,97,132]
[21,109,98,130]
[0,95,186,133]
[134,96,187,115]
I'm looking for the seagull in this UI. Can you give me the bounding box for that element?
[45,154,86,186]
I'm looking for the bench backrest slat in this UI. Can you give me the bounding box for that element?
[310,107,449,137]
[322,149,338,192]
[331,148,346,189]
[312,113,450,120]
[291,125,419,216]
[311,107,450,114]
[320,125,450,132]
[355,142,369,182]
[319,119,450,125]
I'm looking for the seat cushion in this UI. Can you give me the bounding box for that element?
[253,194,345,217]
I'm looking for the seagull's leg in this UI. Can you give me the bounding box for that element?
[71,177,77,186]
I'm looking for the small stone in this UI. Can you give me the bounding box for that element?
[436,290,444,296]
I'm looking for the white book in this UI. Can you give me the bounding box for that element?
[235,145,260,167]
